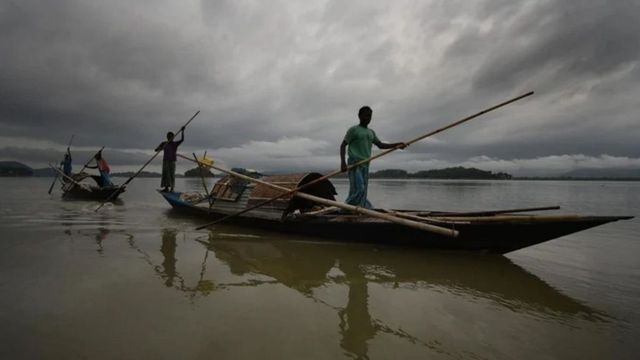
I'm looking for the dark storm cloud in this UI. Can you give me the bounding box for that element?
[0,0,243,148]
[0,146,153,166]
[0,0,638,175]
[465,1,640,91]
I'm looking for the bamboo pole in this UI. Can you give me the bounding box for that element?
[95,111,200,211]
[77,146,106,175]
[180,156,459,237]
[406,206,561,217]
[198,91,534,227]
[49,164,86,188]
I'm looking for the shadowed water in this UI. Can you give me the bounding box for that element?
[0,177,638,359]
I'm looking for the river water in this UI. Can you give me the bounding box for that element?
[0,177,638,359]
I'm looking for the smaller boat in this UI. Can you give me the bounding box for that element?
[60,172,125,201]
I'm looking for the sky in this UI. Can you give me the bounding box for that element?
[1,0,639,176]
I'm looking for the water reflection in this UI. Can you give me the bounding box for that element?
[94,227,109,255]
[61,225,613,359]
[201,236,609,358]
[160,229,178,287]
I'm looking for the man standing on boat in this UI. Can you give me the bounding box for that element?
[340,106,406,208]
[87,150,113,187]
[156,127,185,192]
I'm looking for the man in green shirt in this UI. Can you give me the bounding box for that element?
[340,106,406,208]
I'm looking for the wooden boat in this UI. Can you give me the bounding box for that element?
[61,172,125,200]
[159,173,633,254]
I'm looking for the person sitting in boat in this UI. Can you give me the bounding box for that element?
[87,150,113,187]
[155,127,185,192]
[340,106,406,208]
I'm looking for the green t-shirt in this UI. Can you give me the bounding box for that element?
[343,125,380,162]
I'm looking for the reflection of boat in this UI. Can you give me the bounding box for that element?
[199,235,604,319]
[61,172,125,200]
[159,173,633,253]
[121,226,608,359]
[198,235,608,359]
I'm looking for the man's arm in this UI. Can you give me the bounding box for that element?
[155,142,166,152]
[373,139,407,150]
[340,141,348,172]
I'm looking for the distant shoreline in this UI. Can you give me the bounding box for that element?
[1,161,638,181]
[1,175,638,181]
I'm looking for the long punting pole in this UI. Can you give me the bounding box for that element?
[406,206,561,217]
[77,146,106,175]
[48,163,85,187]
[199,91,535,227]
[95,111,200,211]
[48,135,75,194]
[180,155,459,237]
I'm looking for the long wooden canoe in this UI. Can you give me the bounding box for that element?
[158,173,632,254]
[60,172,126,201]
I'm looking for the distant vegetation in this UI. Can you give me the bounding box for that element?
[0,161,33,176]
[1,161,639,181]
[370,167,513,180]
[184,167,215,178]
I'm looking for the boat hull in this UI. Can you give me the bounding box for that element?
[159,191,632,254]
[63,184,125,201]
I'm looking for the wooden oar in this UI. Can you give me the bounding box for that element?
[77,146,105,175]
[402,206,561,217]
[198,91,534,228]
[95,111,200,211]
[49,163,85,188]
[180,156,458,237]
[48,135,75,194]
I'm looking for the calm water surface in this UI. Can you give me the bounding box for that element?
[1,177,638,359]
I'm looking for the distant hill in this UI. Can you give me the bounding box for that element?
[184,167,216,178]
[0,161,33,176]
[370,167,512,180]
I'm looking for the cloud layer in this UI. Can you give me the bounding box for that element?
[1,0,638,175]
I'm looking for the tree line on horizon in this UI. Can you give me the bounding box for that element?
[368,167,513,180]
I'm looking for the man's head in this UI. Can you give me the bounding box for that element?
[95,151,102,160]
[358,106,372,126]
[167,132,175,141]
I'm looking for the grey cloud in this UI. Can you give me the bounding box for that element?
[0,0,638,174]
[0,146,152,168]
[465,1,640,91]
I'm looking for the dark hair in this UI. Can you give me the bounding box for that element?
[358,106,372,120]
[167,132,175,140]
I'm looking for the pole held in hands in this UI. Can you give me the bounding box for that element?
[94,110,200,211]
[197,91,534,228]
